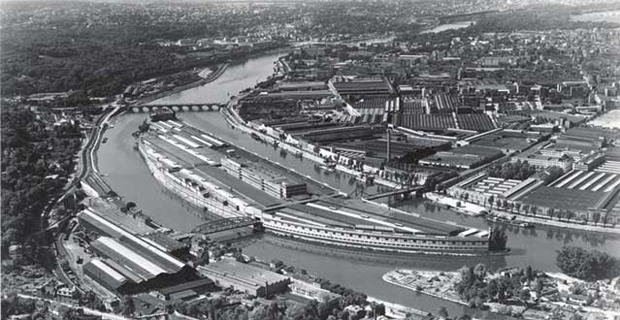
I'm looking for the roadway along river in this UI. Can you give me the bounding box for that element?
[98,52,620,319]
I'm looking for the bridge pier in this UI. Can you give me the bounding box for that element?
[125,104,223,113]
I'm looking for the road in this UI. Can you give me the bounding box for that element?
[48,106,120,289]
[17,294,130,320]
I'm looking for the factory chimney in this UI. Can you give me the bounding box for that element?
[386,125,393,162]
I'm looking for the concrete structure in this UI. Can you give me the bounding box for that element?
[221,157,307,199]
[574,152,605,171]
[78,208,199,293]
[420,145,503,170]
[140,121,492,256]
[198,259,290,297]
[155,278,217,301]
[511,146,577,172]
[83,259,133,293]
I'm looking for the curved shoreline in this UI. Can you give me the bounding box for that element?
[136,63,229,105]
[383,271,467,307]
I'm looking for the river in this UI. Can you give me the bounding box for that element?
[148,51,287,105]
[571,10,620,23]
[98,52,620,319]
[421,21,474,34]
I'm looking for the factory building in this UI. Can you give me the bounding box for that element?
[198,259,291,297]
[83,259,133,293]
[155,278,217,301]
[78,209,199,294]
[330,77,395,97]
[221,157,307,198]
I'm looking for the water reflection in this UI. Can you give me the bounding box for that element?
[391,197,620,271]
[240,234,513,320]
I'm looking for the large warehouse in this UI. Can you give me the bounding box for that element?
[198,259,290,297]
[78,208,199,294]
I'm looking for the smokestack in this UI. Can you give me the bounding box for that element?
[387,128,392,162]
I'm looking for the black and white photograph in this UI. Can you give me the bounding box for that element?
[1,0,619,319]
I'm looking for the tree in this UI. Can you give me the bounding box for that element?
[556,246,620,281]
[474,263,487,280]
[514,203,521,213]
[488,195,495,208]
[138,119,150,133]
[122,297,135,316]
[593,212,601,225]
[534,278,544,301]
[525,266,533,281]
[374,304,386,316]
[489,229,508,251]
[519,289,531,304]
[437,306,449,319]
[486,278,499,301]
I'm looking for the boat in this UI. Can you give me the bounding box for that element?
[487,215,534,228]
[250,132,261,141]
[356,174,374,185]
[102,137,108,144]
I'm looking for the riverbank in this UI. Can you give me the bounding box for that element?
[95,48,619,318]
[384,270,464,306]
[425,193,487,217]
[135,63,228,105]
[384,269,542,319]
[427,192,620,234]
[222,104,401,189]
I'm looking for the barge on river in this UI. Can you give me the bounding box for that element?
[138,119,491,256]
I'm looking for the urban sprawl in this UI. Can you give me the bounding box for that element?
[2,1,620,320]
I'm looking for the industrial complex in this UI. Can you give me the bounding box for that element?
[138,118,490,255]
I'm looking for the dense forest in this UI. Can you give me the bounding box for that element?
[396,6,618,44]
[0,2,290,97]
[471,9,619,33]
[1,104,82,257]
[556,246,620,281]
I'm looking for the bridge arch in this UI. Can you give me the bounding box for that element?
[172,106,180,112]
[192,105,200,111]
[141,106,150,113]
[212,105,220,111]
[132,107,140,113]
[201,105,209,111]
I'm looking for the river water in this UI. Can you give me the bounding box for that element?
[98,52,620,319]
[571,10,620,23]
[421,21,474,34]
[149,51,288,105]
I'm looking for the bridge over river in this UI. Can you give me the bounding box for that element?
[124,103,225,113]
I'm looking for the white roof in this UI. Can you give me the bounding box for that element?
[91,259,127,283]
[174,135,200,148]
[191,135,213,148]
[84,209,185,270]
[98,237,167,277]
